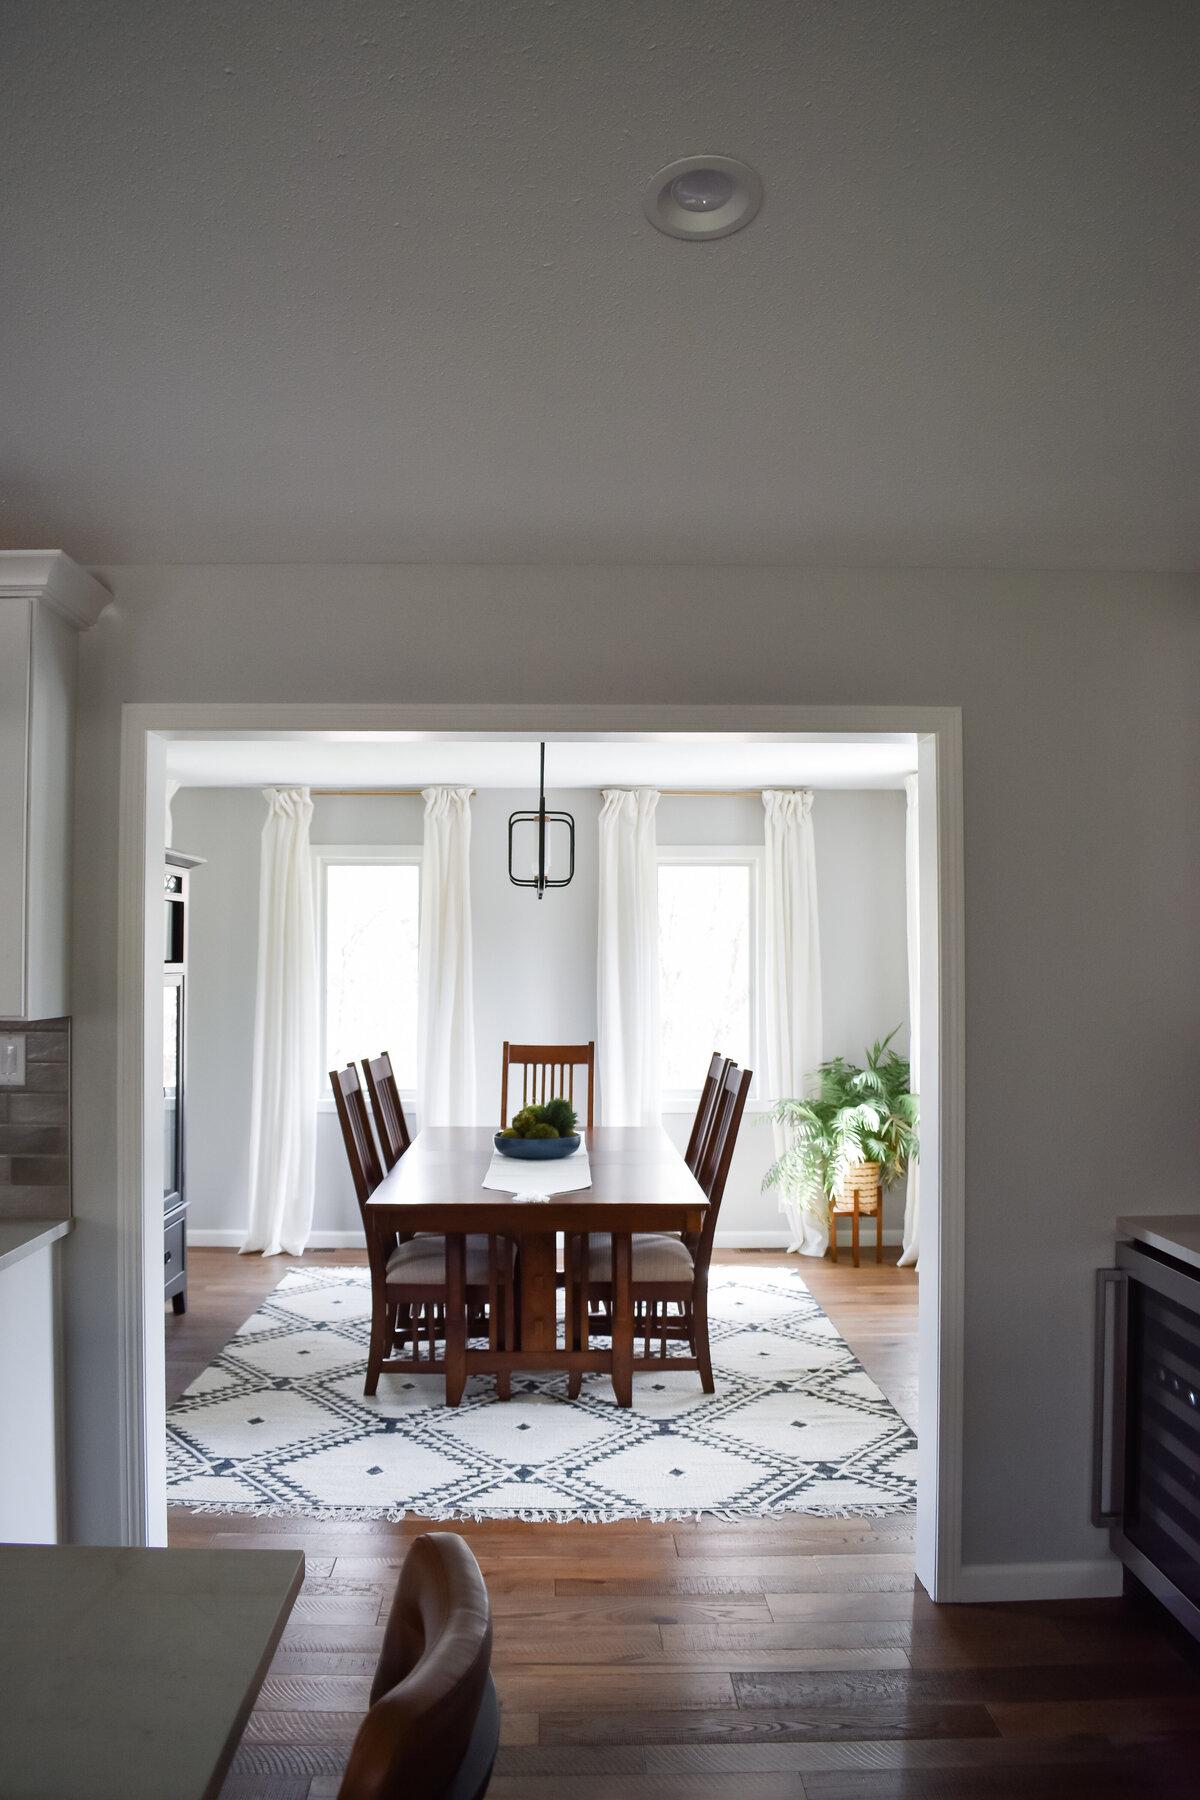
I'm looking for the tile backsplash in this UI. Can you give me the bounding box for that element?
[0,1019,70,1221]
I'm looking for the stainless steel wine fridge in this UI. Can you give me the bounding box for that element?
[1095,1222,1200,1642]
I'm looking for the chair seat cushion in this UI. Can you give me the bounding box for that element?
[386,1234,511,1287]
[584,1232,695,1283]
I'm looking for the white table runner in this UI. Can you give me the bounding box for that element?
[482,1147,591,1197]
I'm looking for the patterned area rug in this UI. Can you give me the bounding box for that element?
[166,1265,917,1521]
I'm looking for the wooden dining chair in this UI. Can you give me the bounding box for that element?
[362,1050,412,1170]
[337,1532,498,1800]
[331,1066,515,1397]
[500,1040,594,1129]
[684,1051,731,1176]
[567,1063,752,1394]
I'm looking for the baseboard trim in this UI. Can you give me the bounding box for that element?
[714,1229,906,1249]
[955,1559,1124,1602]
[828,1227,906,1247]
[713,1232,794,1250]
[189,1230,365,1250]
[194,1228,907,1253]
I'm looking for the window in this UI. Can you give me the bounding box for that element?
[658,848,760,1096]
[317,851,420,1094]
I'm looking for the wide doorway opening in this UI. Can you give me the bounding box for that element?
[118,706,961,1769]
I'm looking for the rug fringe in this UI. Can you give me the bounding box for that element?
[168,1498,915,1524]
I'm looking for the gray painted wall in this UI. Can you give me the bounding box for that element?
[64,563,1200,1581]
[171,783,907,1244]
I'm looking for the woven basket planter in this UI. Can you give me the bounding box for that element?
[832,1160,882,1215]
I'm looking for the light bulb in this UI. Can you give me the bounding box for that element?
[670,169,735,211]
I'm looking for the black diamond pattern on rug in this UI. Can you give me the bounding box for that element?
[166,1265,916,1521]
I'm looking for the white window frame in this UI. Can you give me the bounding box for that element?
[313,844,422,1109]
[656,843,765,1111]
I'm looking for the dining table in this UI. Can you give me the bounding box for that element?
[366,1124,707,1406]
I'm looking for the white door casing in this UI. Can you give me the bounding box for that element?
[116,702,964,1598]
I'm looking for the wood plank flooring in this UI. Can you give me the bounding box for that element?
[167,1249,1200,1798]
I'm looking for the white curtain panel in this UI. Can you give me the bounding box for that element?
[243,787,318,1257]
[417,787,478,1127]
[597,787,662,1125]
[899,772,921,1268]
[762,789,825,1256]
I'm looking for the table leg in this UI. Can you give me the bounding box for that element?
[567,1233,587,1399]
[445,1233,467,1407]
[611,1232,633,1408]
[518,1230,559,1352]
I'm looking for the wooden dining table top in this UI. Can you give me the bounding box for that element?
[365,1124,708,1235]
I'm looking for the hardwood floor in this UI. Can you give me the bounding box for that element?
[168,1249,1200,1798]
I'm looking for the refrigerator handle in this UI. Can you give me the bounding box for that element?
[1092,1267,1128,1527]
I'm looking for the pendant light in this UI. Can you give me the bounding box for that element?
[508,743,575,899]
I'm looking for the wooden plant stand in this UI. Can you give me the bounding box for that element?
[828,1161,883,1268]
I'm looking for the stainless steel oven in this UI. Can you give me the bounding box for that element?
[1095,1237,1200,1640]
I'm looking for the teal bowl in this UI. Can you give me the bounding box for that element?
[493,1132,581,1161]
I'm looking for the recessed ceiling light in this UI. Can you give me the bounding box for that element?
[642,155,763,241]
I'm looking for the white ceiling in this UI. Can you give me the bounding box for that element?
[164,733,918,791]
[3,1,1198,570]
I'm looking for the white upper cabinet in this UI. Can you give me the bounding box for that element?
[0,553,109,1020]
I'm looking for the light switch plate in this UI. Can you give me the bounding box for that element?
[0,1032,26,1086]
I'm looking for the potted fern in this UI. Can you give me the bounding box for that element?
[762,1030,919,1227]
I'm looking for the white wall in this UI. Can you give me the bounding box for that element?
[63,563,1200,1586]
[657,789,909,1239]
[469,788,601,1125]
[168,788,262,1238]
[173,782,907,1244]
[171,788,426,1243]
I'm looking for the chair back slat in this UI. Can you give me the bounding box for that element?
[331,1065,384,1213]
[337,1532,497,1800]
[500,1040,594,1128]
[685,1052,731,1175]
[363,1051,412,1171]
[693,1064,752,1275]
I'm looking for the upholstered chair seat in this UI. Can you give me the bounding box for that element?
[583,1231,694,1283]
[386,1235,513,1286]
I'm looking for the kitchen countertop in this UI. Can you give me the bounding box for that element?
[1117,1213,1200,1274]
[0,1544,304,1800]
[0,1217,71,1275]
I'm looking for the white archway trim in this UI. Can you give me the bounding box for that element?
[116,702,965,1600]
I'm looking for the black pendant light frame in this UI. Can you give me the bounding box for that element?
[508,742,575,899]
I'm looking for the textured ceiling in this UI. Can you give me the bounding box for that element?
[2,0,1198,568]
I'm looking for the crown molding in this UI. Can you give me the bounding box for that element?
[0,550,111,629]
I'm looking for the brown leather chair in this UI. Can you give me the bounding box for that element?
[337,1532,498,1800]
